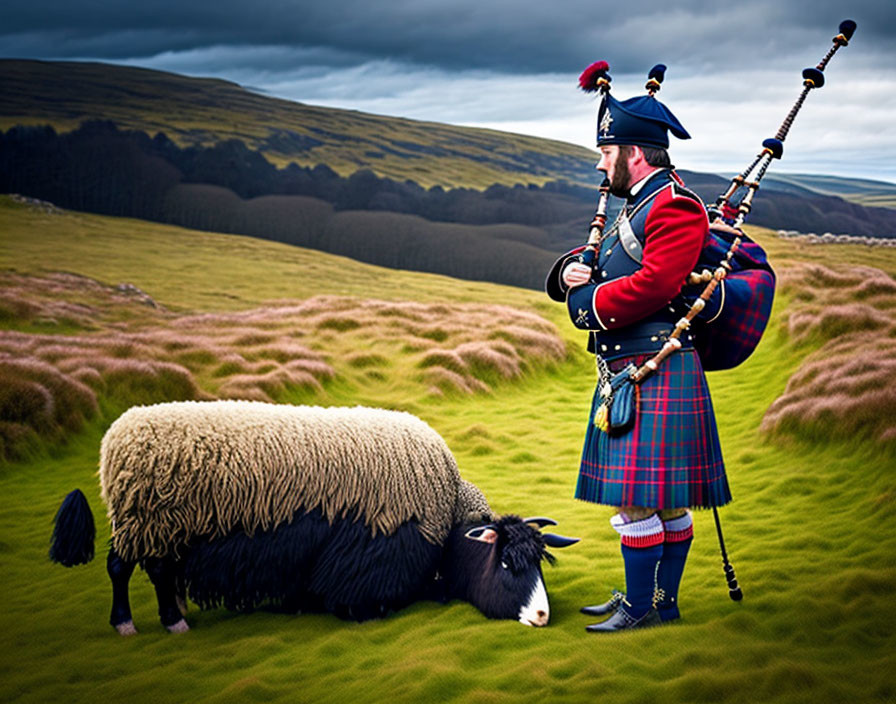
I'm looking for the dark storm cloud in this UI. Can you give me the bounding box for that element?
[4,0,893,181]
[2,0,891,74]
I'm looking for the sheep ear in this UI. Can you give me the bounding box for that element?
[464,526,498,544]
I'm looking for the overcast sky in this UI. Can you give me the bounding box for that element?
[3,0,895,182]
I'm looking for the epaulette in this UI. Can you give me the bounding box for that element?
[670,181,705,207]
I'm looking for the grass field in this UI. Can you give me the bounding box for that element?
[1,196,894,703]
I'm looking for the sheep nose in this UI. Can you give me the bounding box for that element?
[519,612,549,627]
[519,576,550,626]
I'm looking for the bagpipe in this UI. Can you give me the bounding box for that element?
[573,20,857,374]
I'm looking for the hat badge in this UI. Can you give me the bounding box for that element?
[599,108,614,136]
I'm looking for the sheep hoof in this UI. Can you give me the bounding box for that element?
[166,619,190,634]
[115,620,138,636]
[176,595,188,616]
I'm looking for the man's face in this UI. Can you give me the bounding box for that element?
[596,145,633,197]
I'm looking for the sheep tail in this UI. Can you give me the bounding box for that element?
[50,489,96,567]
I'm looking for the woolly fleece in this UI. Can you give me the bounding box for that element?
[100,401,492,560]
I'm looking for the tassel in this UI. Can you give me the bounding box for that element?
[579,61,611,92]
[595,404,609,432]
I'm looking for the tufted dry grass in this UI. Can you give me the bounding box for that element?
[762,262,896,447]
[0,272,567,458]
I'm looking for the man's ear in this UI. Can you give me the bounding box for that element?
[630,145,648,168]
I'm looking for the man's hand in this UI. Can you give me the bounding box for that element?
[563,262,593,287]
[709,220,743,236]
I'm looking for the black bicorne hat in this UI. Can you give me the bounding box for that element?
[581,62,690,149]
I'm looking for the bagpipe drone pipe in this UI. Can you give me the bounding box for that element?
[684,19,857,371]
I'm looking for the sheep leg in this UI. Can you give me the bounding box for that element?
[144,556,190,633]
[107,548,138,636]
[174,560,188,617]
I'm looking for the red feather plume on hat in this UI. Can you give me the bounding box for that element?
[578,61,610,92]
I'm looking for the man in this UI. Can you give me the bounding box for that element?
[545,65,730,631]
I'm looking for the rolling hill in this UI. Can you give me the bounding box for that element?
[2,58,894,293]
[759,173,896,209]
[2,58,895,231]
[0,58,596,189]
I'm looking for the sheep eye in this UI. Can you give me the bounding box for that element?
[501,561,508,570]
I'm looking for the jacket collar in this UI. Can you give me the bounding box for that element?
[626,169,673,209]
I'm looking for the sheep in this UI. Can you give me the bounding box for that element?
[51,401,578,633]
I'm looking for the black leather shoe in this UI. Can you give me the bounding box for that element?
[585,607,661,632]
[580,589,625,616]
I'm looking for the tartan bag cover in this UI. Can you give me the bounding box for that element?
[576,349,731,509]
[680,228,776,371]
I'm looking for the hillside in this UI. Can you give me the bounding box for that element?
[3,59,895,258]
[2,123,894,300]
[1,196,895,703]
[0,58,596,189]
[759,173,896,209]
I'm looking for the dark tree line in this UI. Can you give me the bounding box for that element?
[1,121,892,290]
[1,121,592,288]
[0,121,596,229]
[0,122,180,220]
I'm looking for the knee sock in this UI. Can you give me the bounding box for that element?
[611,513,664,619]
[656,511,693,621]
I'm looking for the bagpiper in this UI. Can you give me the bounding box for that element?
[548,20,855,630]
[546,62,731,631]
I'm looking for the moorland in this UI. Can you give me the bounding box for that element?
[1,195,894,703]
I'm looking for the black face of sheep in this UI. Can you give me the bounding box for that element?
[441,516,576,627]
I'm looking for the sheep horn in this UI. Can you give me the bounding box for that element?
[524,517,558,528]
[541,533,580,548]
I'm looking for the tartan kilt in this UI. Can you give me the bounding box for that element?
[576,348,731,509]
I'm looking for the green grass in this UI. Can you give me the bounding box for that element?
[1,197,895,703]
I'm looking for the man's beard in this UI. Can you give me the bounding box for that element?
[609,156,632,198]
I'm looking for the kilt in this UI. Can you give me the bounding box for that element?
[575,348,730,509]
